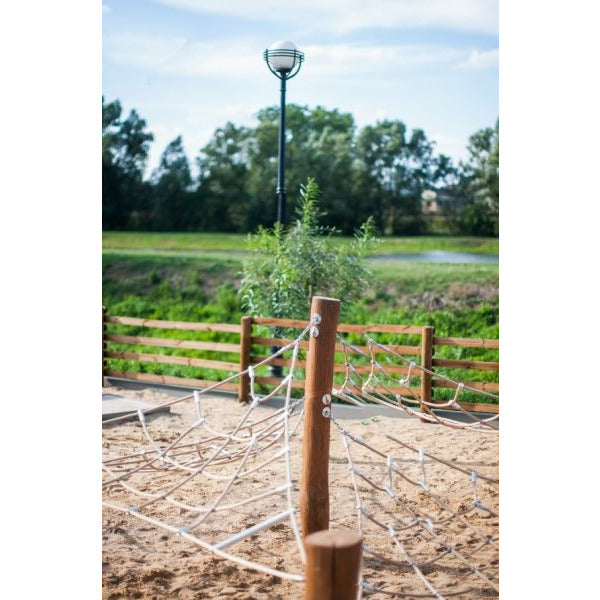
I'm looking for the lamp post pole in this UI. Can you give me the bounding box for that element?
[276,74,287,224]
[264,41,305,378]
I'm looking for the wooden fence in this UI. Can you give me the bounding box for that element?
[103,310,499,413]
[103,314,242,393]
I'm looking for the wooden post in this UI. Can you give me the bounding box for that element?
[300,296,341,537]
[238,316,252,402]
[304,529,362,600]
[102,306,107,387]
[420,326,434,415]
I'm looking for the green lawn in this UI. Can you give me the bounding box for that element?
[102,231,499,256]
[102,252,498,346]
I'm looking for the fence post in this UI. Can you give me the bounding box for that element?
[102,306,107,387]
[300,296,341,537]
[238,316,252,403]
[420,326,434,415]
[304,529,362,600]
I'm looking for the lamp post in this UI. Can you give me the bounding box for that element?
[264,41,304,378]
[263,40,305,225]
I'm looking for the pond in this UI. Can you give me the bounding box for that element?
[370,251,499,264]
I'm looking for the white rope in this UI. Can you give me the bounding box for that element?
[213,509,295,550]
[103,500,304,582]
[282,342,307,564]
[103,323,312,587]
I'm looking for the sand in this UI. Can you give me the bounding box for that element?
[102,386,499,599]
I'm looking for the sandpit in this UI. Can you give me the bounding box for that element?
[102,386,499,599]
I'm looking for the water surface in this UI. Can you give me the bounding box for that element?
[370,251,498,264]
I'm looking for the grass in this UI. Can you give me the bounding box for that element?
[103,231,499,256]
[103,251,499,403]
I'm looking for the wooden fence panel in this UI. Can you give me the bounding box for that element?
[104,313,243,394]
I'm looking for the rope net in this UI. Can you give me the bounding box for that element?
[103,323,312,582]
[330,333,499,597]
[103,325,499,598]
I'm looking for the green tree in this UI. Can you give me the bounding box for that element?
[354,121,444,234]
[196,123,254,231]
[248,105,357,232]
[462,119,499,211]
[457,119,499,235]
[151,136,195,230]
[102,97,124,229]
[240,178,377,320]
[102,96,154,229]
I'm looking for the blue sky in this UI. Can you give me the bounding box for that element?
[102,0,498,176]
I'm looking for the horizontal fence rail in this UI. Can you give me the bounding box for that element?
[102,309,499,413]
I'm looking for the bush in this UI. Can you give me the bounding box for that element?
[459,199,498,236]
[239,178,377,319]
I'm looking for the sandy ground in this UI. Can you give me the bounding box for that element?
[102,386,499,599]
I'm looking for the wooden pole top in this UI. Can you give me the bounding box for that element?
[310,296,341,303]
[305,529,362,549]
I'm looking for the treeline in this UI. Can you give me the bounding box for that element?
[102,97,499,236]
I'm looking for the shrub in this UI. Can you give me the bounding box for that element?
[240,178,377,320]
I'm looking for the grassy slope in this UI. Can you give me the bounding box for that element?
[103,251,499,401]
[103,231,499,255]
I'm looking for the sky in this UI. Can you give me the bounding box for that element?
[102,0,498,176]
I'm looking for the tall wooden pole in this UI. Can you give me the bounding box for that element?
[304,530,362,600]
[238,316,252,402]
[300,296,341,537]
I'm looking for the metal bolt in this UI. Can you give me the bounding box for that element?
[322,394,331,405]
[322,407,331,418]
[312,313,322,325]
[311,326,320,337]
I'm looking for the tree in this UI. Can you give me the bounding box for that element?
[102,96,154,229]
[247,105,358,232]
[457,119,499,235]
[102,97,124,229]
[151,136,195,230]
[354,121,443,234]
[240,178,376,320]
[196,123,254,231]
[102,95,468,235]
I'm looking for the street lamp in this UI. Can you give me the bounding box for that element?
[264,41,304,378]
[263,40,305,225]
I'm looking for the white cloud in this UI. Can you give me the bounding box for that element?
[456,48,499,69]
[102,4,110,13]
[303,44,464,77]
[154,0,498,35]
[103,34,474,80]
[103,34,261,77]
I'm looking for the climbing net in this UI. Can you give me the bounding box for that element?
[103,322,312,582]
[330,334,499,597]
[102,324,499,598]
